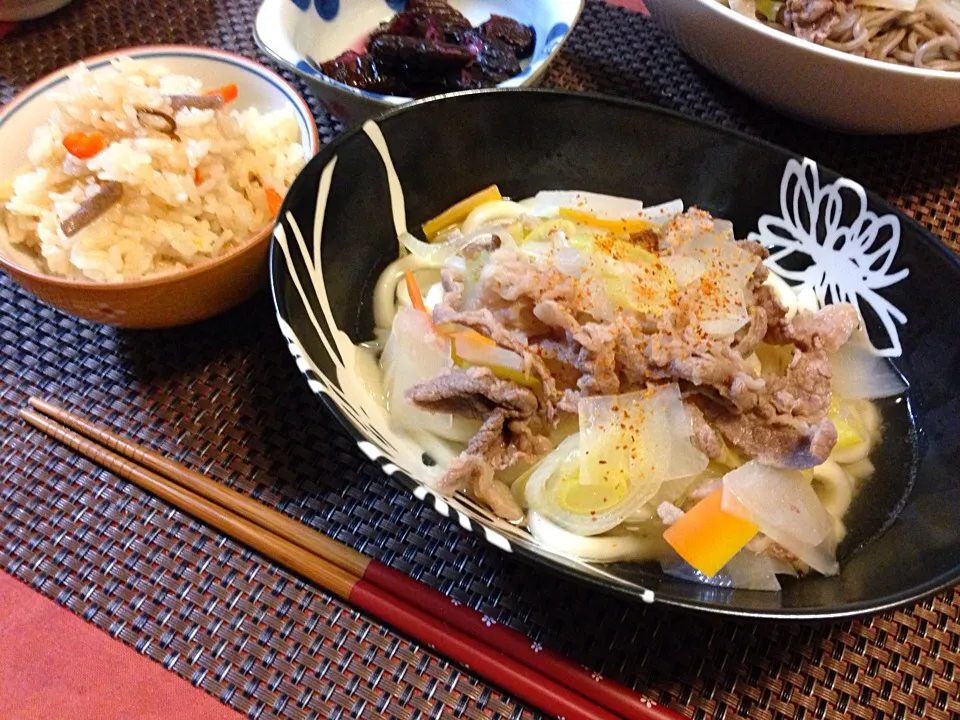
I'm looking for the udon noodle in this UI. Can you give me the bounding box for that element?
[723,0,960,70]
[369,186,908,591]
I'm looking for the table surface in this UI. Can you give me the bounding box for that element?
[1,1,958,719]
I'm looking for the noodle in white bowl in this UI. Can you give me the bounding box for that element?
[644,0,960,132]
[722,0,960,70]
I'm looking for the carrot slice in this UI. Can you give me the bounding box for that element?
[204,83,238,103]
[404,270,427,313]
[662,488,758,577]
[446,328,496,346]
[559,206,653,234]
[62,131,106,159]
[265,187,283,216]
[421,184,501,240]
[193,168,202,184]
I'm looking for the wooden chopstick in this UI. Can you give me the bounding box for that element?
[23,399,685,720]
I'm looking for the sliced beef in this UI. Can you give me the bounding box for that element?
[440,266,464,309]
[432,305,561,412]
[412,370,541,520]
[733,306,769,357]
[780,0,850,43]
[738,239,769,261]
[707,342,836,468]
[406,208,867,515]
[475,249,579,308]
[712,412,838,469]
[533,298,579,334]
[728,345,833,423]
[407,365,538,419]
[756,284,791,343]
[441,453,522,520]
[532,299,620,398]
[764,301,860,354]
[685,401,723,459]
[777,347,834,418]
[571,322,620,397]
[532,338,581,392]
[788,303,860,353]
[465,412,534,469]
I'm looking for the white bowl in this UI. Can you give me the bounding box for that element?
[644,0,960,134]
[0,45,320,327]
[254,0,584,123]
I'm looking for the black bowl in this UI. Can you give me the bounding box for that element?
[270,89,960,619]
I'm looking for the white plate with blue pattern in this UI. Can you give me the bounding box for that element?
[254,0,583,122]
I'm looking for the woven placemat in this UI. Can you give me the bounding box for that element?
[1,2,958,719]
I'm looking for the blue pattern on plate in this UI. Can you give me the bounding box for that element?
[289,0,309,9]
[542,22,569,55]
[315,0,339,20]
[296,59,322,77]
[385,0,405,10]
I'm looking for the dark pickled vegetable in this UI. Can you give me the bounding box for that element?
[167,94,223,112]
[318,51,399,94]
[135,107,179,140]
[317,0,535,98]
[478,15,535,59]
[368,35,475,72]
[60,182,123,237]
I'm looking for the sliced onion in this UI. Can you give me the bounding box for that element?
[855,0,918,9]
[551,246,586,276]
[700,317,750,337]
[661,255,705,286]
[831,327,908,400]
[722,461,839,575]
[724,551,794,591]
[668,216,755,336]
[398,230,466,265]
[525,385,707,536]
[381,306,480,443]
[661,387,712,478]
[624,472,704,525]
[521,241,586,277]
[519,190,644,219]
[527,511,667,562]
[519,191,682,224]
[722,461,832,545]
[811,460,854,521]
[442,255,465,272]
[643,199,685,224]
[728,0,758,16]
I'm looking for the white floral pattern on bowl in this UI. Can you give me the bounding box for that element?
[750,158,909,358]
